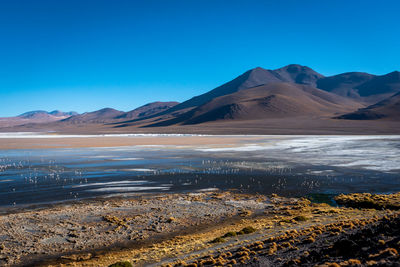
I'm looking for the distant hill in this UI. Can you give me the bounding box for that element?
[274,64,324,87]
[117,101,179,120]
[56,102,179,125]
[18,110,78,119]
[166,64,325,113]
[144,82,363,126]
[61,108,124,123]
[109,65,400,128]
[317,71,400,103]
[0,110,78,128]
[137,65,400,126]
[316,72,375,99]
[48,110,78,117]
[168,65,400,117]
[337,92,400,120]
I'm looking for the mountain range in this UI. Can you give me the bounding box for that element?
[1,64,399,134]
[0,102,179,128]
[0,110,78,128]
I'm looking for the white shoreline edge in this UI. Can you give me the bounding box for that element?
[0,132,399,139]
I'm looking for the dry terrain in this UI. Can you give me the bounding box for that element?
[1,191,399,267]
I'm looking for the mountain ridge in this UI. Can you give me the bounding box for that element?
[338,91,400,120]
[18,110,78,119]
[143,82,363,127]
[132,64,400,124]
[1,64,400,132]
[165,64,326,115]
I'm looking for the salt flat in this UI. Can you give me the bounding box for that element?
[0,134,399,207]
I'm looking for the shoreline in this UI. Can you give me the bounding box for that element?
[0,134,263,150]
[0,133,399,150]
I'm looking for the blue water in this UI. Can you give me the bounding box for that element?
[0,135,400,207]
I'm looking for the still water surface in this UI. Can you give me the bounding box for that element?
[0,135,399,207]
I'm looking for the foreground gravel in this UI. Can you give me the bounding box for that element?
[0,191,268,266]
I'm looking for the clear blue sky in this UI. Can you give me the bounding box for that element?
[0,0,399,117]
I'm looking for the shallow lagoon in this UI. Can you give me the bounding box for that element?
[0,135,399,207]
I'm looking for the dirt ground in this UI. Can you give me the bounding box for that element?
[1,191,399,267]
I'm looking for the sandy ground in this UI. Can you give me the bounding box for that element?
[2,117,400,136]
[0,135,265,150]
